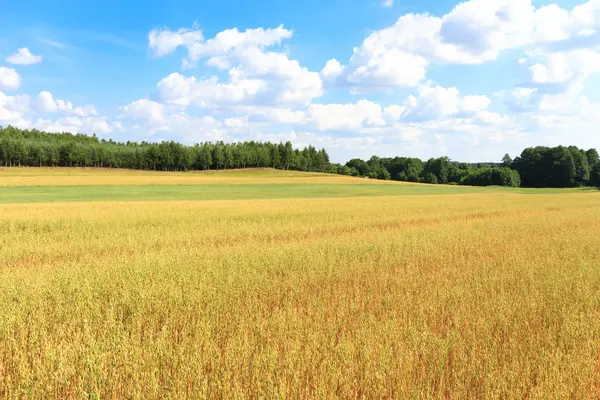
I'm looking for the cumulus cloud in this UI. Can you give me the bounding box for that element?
[148,26,204,58]
[224,116,249,130]
[306,100,385,131]
[183,25,293,70]
[231,105,306,125]
[122,99,165,122]
[155,73,267,107]
[149,24,322,108]
[502,48,600,117]
[0,91,30,124]
[526,49,600,89]
[1,88,107,133]
[439,0,534,57]
[149,24,293,70]
[36,91,98,116]
[154,59,321,109]
[400,85,491,122]
[321,59,343,79]
[121,99,225,142]
[6,48,43,65]
[326,0,600,91]
[33,116,112,134]
[0,67,20,91]
[220,84,498,141]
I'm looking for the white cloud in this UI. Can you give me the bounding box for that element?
[70,104,99,117]
[323,13,454,91]
[149,24,322,108]
[217,85,497,139]
[383,105,406,123]
[500,47,600,118]
[0,92,30,113]
[148,26,204,58]
[327,0,600,91]
[0,91,30,124]
[232,105,306,124]
[224,116,248,130]
[155,57,321,109]
[231,47,323,104]
[36,91,98,116]
[6,48,43,65]
[381,0,394,8]
[183,25,293,70]
[36,91,58,113]
[346,50,428,92]
[400,85,491,122]
[321,59,344,79]
[401,85,461,122]
[307,100,385,131]
[155,73,196,106]
[0,67,20,91]
[122,99,165,122]
[150,24,294,71]
[156,72,267,108]
[33,116,112,134]
[461,95,492,113]
[527,49,600,87]
[439,0,534,57]
[1,90,106,133]
[121,99,225,142]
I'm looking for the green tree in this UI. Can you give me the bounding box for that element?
[422,172,438,184]
[345,159,370,177]
[569,146,590,186]
[396,171,408,181]
[212,144,224,169]
[282,142,294,170]
[425,157,449,184]
[591,163,600,187]
[270,146,281,169]
[460,167,520,187]
[549,146,576,187]
[514,146,576,187]
[376,167,391,180]
[586,149,599,168]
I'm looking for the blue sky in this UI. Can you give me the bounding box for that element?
[1,0,600,162]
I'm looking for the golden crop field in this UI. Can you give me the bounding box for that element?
[1,168,600,398]
[0,167,404,187]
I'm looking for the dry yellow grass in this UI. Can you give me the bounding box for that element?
[0,167,407,187]
[1,171,600,398]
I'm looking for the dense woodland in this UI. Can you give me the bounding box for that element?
[0,126,330,172]
[336,146,600,188]
[1,125,599,188]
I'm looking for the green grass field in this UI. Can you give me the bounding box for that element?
[1,168,600,398]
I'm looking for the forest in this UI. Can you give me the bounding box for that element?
[1,125,599,188]
[338,146,600,188]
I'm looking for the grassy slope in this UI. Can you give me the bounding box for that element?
[0,167,593,203]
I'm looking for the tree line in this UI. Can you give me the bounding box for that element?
[0,126,330,172]
[1,125,599,188]
[331,155,522,187]
[333,146,599,188]
[512,146,600,188]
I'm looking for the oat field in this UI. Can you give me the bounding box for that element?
[1,168,599,398]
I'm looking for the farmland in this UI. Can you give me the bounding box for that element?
[1,168,599,398]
